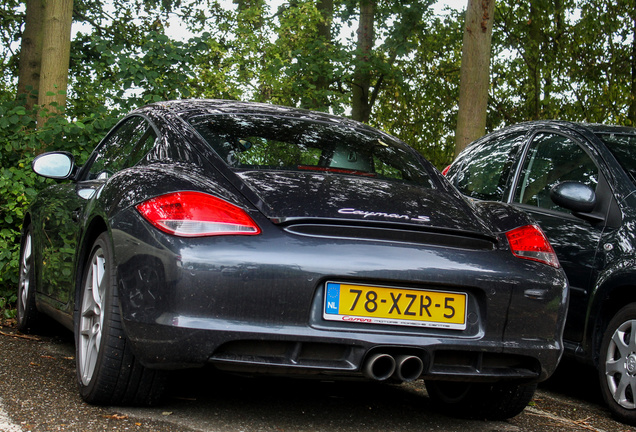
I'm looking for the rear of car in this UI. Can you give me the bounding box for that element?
[20,101,568,420]
[120,103,568,410]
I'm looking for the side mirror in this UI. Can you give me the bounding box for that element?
[32,152,75,180]
[550,181,597,213]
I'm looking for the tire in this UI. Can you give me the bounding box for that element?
[599,303,636,425]
[16,226,39,333]
[425,380,537,420]
[75,232,165,406]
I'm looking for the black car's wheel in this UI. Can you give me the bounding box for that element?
[425,380,537,420]
[76,232,165,405]
[599,303,636,425]
[16,226,39,333]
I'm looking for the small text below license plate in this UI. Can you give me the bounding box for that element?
[324,282,467,330]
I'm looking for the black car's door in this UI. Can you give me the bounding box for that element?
[509,130,606,343]
[38,116,156,307]
[38,181,91,303]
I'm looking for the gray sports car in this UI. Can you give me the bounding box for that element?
[18,100,568,420]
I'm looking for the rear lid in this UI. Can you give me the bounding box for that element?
[235,170,493,236]
[186,110,495,238]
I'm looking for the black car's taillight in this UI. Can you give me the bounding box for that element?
[136,191,261,237]
[505,224,559,268]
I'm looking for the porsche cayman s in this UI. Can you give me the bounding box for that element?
[17,100,568,419]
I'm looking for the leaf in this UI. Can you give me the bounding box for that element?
[103,414,128,420]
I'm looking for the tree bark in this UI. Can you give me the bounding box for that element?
[629,5,636,126]
[528,0,541,119]
[16,0,45,111]
[316,0,333,41]
[307,0,333,111]
[454,0,495,157]
[352,0,374,123]
[37,0,74,127]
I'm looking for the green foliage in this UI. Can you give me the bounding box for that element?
[570,0,636,125]
[0,99,118,312]
[491,0,636,127]
[0,296,15,320]
[0,0,22,99]
[221,0,456,167]
[0,102,43,309]
[492,0,577,123]
[371,7,463,169]
[1,0,636,316]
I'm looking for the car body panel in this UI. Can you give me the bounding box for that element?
[112,204,565,379]
[23,101,568,386]
[235,170,495,234]
[446,120,636,365]
[514,203,602,342]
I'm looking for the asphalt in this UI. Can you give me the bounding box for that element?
[0,318,635,432]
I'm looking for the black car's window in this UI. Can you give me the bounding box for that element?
[449,132,525,200]
[189,114,434,187]
[514,132,598,212]
[86,116,156,180]
[596,132,636,184]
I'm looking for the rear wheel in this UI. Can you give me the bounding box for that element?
[425,380,537,420]
[16,226,39,333]
[76,232,165,405]
[599,303,636,425]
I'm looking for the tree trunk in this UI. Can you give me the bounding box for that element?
[316,0,333,41]
[16,0,45,111]
[37,0,73,128]
[629,5,636,125]
[528,0,541,119]
[454,0,495,157]
[352,0,374,123]
[308,0,333,111]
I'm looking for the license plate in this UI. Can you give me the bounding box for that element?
[323,282,467,330]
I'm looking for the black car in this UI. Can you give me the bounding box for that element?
[445,120,636,424]
[18,100,567,419]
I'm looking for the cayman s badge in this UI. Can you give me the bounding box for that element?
[338,208,430,223]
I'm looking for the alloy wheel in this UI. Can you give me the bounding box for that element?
[78,247,106,386]
[18,233,32,318]
[605,320,636,409]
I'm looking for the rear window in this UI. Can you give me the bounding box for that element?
[596,132,636,183]
[188,114,434,187]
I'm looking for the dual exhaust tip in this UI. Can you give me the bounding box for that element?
[362,353,424,382]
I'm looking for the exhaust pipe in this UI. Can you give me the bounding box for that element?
[362,353,396,381]
[394,355,424,382]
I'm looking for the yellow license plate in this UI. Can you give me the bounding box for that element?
[323,282,467,330]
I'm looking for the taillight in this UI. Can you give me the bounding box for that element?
[136,191,261,237]
[441,165,451,176]
[505,224,559,268]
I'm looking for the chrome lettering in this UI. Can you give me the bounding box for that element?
[338,208,430,223]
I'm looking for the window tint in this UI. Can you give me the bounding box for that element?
[189,114,434,187]
[449,132,525,200]
[514,132,598,212]
[596,132,636,184]
[86,117,156,180]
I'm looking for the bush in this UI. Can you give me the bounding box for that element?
[0,99,119,318]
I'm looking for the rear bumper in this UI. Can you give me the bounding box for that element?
[123,316,561,383]
[112,212,568,383]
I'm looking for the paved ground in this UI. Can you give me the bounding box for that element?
[0,320,635,432]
